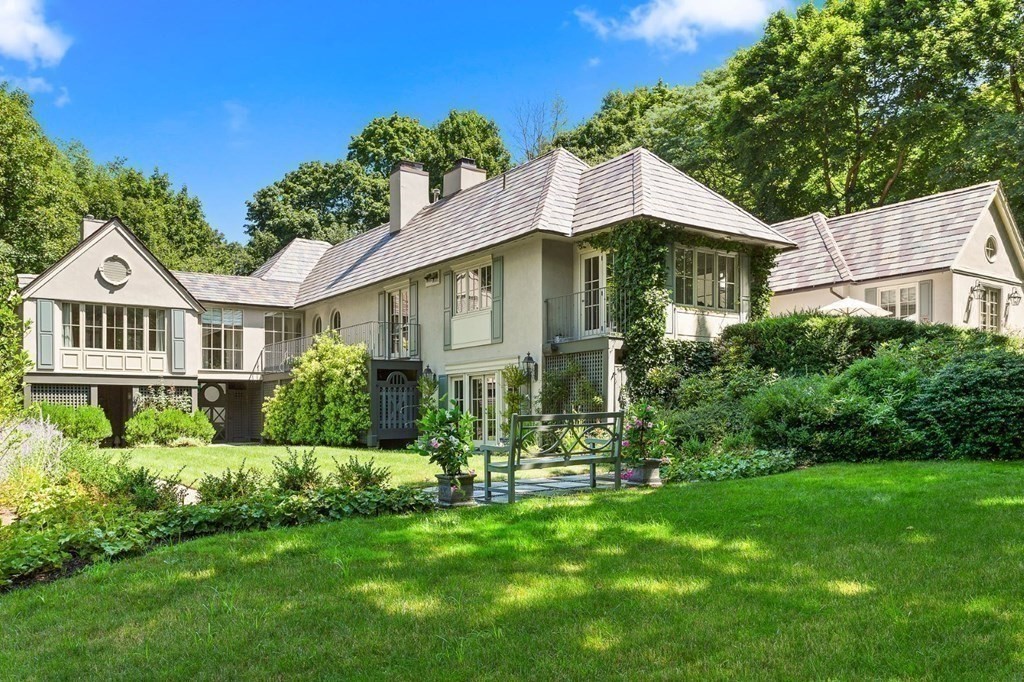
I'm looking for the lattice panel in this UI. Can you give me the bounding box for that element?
[31,384,90,407]
[544,350,607,411]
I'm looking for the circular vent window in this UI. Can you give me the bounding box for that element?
[985,236,998,263]
[99,256,131,286]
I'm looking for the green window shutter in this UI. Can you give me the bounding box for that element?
[864,287,877,306]
[919,279,933,323]
[36,299,54,370]
[443,271,453,350]
[378,291,388,359]
[491,256,504,343]
[171,309,186,373]
[409,281,419,355]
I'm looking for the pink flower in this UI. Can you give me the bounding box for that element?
[430,438,441,449]
[622,440,630,448]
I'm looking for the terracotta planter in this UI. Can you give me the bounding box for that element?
[436,473,477,506]
[629,458,664,487]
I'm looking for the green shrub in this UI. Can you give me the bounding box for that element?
[125,408,214,447]
[271,448,324,492]
[262,334,371,446]
[109,463,187,511]
[35,403,112,445]
[196,461,264,502]
[663,449,797,483]
[908,349,1024,460]
[745,375,833,456]
[331,456,391,491]
[660,365,775,446]
[409,406,476,476]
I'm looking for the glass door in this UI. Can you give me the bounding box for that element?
[388,287,410,357]
[452,373,500,444]
[580,253,608,336]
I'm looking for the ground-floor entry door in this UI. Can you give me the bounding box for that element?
[97,385,131,447]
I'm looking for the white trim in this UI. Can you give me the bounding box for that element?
[443,356,520,375]
[952,267,1024,286]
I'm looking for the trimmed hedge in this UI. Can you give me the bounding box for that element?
[124,408,215,447]
[0,485,434,588]
[34,403,112,445]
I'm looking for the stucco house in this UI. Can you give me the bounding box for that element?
[18,147,794,446]
[769,182,1024,333]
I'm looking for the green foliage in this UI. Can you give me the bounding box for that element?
[660,364,776,447]
[663,449,797,483]
[500,364,530,435]
[261,334,371,446]
[124,408,214,447]
[330,455,392,491]
[34,403,112,446]
[538,360,603,414]
[426,110,512,188]
[0,277,31,420]
[908,349,1024,460]
[196,460,264,502]
[109,463,186,511]
[744,375,834,457]
[621,403,672,466]
[271,448,325,492]
[409,406,475,477]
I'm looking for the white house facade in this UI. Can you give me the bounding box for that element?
[769,182,1024,333]
[18,148,794,446]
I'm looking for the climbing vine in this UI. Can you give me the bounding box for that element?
[584,219,777,400]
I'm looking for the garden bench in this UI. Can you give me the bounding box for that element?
[481,411,624,502]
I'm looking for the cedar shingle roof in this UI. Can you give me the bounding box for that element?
[770,182,1001,292]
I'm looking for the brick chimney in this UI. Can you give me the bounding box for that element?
[442,158,487,198]
[81,215,106,241]
[389,161,430,233]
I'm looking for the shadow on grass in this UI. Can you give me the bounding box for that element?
[3,462,1024,678]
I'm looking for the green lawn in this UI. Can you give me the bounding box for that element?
[118,444,591,487]
[3,461,1024,678]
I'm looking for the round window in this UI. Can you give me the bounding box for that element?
[202,384,222,403]
[99,255,131,286]
[985,236,998,263]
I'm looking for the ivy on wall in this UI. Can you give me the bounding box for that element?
[585,219,778,400]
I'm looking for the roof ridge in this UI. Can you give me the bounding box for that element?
[810,213,853,282]
[828,182,1001,223]
[529,150,562,231]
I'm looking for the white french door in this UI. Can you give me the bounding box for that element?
[580,252,610,336]
[450,372,500,444]
[388,287,410,357]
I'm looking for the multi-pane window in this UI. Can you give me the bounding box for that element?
[388,287,410,356]
[879,286,917,320]
[84,304,104,349]
[149,309,166,352]
[105,306,125,350]
[61,302,80,348]
[450,379,465,413]
[331,310,342,330]
[674,247,738,311]
[981,287,1001,332]
[202,308,244,370]
[452,373,499,442]
[264,312,303,347]
[126,307,145,351]
[454,264,492,314]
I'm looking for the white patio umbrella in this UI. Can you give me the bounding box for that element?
[818,296,893,317]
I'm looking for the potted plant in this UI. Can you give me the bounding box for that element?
[622,403,671,487]
[410,405,478,506]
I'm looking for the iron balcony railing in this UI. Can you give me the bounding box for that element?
[544,286,629,344]
[261,321,420,374]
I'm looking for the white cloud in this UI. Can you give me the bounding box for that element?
[0,0,71,67]
[586,56,602,68]
[575,0,786,52]
[223,100,249,133]
[2,71,51,93]
[54,85,68,106]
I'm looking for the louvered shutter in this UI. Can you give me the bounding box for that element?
[491,256,504,343]
[171,309,186,373]
[36,299,54,370]
[443,271,453,350]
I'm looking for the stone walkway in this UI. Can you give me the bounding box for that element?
[429,472,630,505]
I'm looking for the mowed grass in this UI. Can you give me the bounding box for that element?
[4,461,1024,679]
[118,444,593,487]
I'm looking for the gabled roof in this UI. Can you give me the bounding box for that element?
[172,271,300,308]
[296,147,794,306]
[251,238,331,282]
[574,149,794,248]
[20,218,204,311]
[771,182,1003,292]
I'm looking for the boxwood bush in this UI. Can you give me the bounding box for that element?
[34,403,112,445]
[124,408,215,447]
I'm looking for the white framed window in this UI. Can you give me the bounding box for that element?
[331,310,342,330]
[454,263,492,315]
[981,286,1001,331]
[879,285,918,320]
[126,307,145,351]
[388,287,411,356]
[264,312,303,347]
[83,305,104,349]
[202,308,244,370]
[149,309,166,352]
[63,303,167,352]
[105,305,124,350]
[985,236,998,263]
[448,372,499,443]
[674,246,738,311]
[62,302,80,348]
[313,315,322,335]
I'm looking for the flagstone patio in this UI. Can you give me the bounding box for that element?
[429,472,633,504]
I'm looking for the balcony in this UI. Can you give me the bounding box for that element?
[261,321,420,374]
[544,287,629,344]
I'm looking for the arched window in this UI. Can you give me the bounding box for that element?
[313,315,322,335]
[331,310,342,330]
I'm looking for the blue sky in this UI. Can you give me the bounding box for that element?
[0,0,789,243]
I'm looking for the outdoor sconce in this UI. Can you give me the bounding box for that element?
[522,352,538,381]
[970,280,986,300]
[423,365,435,381]
[1010,289,1023,307]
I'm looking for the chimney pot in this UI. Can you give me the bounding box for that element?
[389,160,430,233]
[442,157,487,198]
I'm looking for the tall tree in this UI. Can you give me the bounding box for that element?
[427,109,512,186]
[346,114,434,177]
[0,85,86,274]
[511,97,568,161]
[243,160,388,266]
[554,81,683,164]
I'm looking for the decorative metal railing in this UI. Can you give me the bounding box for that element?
[544,286,629,344]
[260,321,420,374]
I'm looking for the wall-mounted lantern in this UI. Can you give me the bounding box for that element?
[1009,289,1022,307]
[521,352,538,382]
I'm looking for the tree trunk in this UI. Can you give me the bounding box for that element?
[878,145,909,206]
